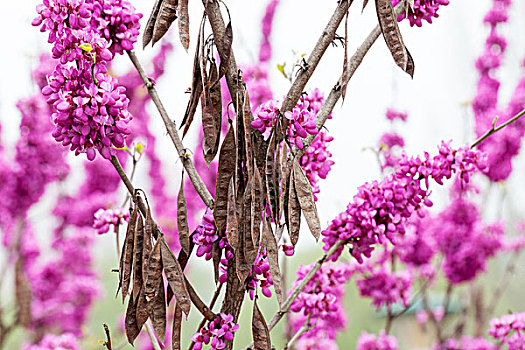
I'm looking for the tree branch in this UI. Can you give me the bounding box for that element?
[204,0,354,137]
[188,283,224,350]
[244,239,346,349]
[470,108,525,148]
[185,276,218,321]
[109,156,216,322]
[298,1,407,159]
[282,314,314,350]
[145,320,162,350]
[102,323,113,350]
[126,50,214,208]
[280,0,354,114]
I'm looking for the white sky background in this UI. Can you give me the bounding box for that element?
[1,0,525,254]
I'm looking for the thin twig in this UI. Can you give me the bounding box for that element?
[103,323,113,350]
[120,149,141,208]
[145,320,162,350]
[300,2,407,158]
[114,225,121,261]
[126,50,214,208]
[385,305,394,334]
[422,290,444,345]
[204,0,354,142]
[188,283,224,350]
[283,315,314,350]
[244,240,346,349]
[442,283,453,320]
[485,249,522,317]
[185,276,219,321]
[279,0,354,113]
[470,108,525,148]
[110,155,160,236]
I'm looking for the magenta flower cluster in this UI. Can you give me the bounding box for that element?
[259,0,280,63]
[191,313,239,350]
[439,336,497,350]
[300,131,334,201]
[391,0,450,27]
[33,0,141,160]
[394,217,435,267]
[472,0,525,182]
[193,211,219,260]
[92,207,129,234]
[281,243,295,256]
[23,333,80,350]
[26,228,101,334]
[251,96,319,149]
[385,108,408,122]
[251,89,334,197]
[192,211,237,286]
[378,132,406,170]
[88,0,142,55]
[218,237,234,284]
[247,248,273,299]
[430,198,503,284]
[290,263,352,319]
[0,94,69,236]
[357,330,398,350]
[489,312,525,349]
[356,267,412,309]
[321,142,487,263]
[289,263,352,349]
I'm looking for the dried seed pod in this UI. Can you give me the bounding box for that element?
[160,238,191,315]
[121,205,138,302]
[293,162,321,241]
[252,298,271,350]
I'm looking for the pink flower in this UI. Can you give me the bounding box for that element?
[391,0,450,27]
[321,142,487,263]
[92,207,129,234]
[357,330,398,350]
[23,333,80,350]
[191,313,239,350]
[356,268,412,309]
[385,108,408,122]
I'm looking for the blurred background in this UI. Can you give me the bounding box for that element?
[1,0,525,349]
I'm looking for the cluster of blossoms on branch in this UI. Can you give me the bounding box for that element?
[356,258,412,309]
[489,312,525,349]
[24,333,80,350]
[473,0,525,181]
[391,0,450,27]
[321,140,488,263]
[92,207,129,234]
[192,211,274,298]
[191,313,239,350]
[378,108,408,170]
[250,89,334,199]
[14,0,525,348]
[32,0,142,160]
[356,330,398,350]
[429,196,503,283]
[289,263,353,349]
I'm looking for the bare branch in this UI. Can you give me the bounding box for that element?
[280,0,354,114]
[184,276,218,321]
[471,108,525,148]
[102,323,113,350]
[145,320,162,350]
[188,283,224,350]
[282,315,314,350]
